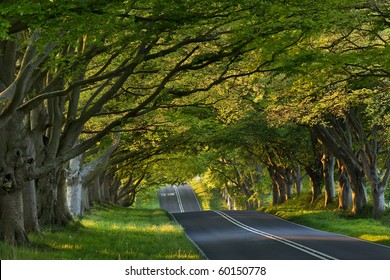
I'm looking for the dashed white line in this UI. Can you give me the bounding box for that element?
[214,210,338,260]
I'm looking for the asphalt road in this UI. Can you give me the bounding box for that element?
[158,185,390,260]
[158,184,202,213]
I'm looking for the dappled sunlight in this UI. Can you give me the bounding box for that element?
[159,249,202,260]
[359,234,390,243]
[49,243,82,250]
[81,220,99,228]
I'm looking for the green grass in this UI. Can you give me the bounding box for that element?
[0,204,203,260]
[260,192,390,247]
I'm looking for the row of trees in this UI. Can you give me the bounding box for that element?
[0,0,389,245]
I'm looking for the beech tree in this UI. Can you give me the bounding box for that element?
[0,0,266,244]
[264,1,390,216]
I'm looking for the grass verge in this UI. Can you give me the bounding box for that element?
[260,192,390,247]
[0,204,203,260]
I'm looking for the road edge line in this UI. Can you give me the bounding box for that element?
[214,210,338,260]
[169,212,209,260]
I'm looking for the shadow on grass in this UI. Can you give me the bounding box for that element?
[261,193,390,248]
[0,205,202,260]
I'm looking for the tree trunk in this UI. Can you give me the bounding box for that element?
[0,114,35,244]
[22,180,40,234]
[322,148,336,206]
[90,176,102,204]
[348,168,367,214]
[268,167,286,204]
[0,190,29,245]
[305,165,323,204]
[221,186,235,210]
[271,179,280,205]
[82,184,90,214]
[37,167,72,226]
[37,169,57,225]
[55,169,73,226]
[337,161,352,210]
[372,187,385,219]
[294,164,303,194]
[66,155,83,216]
[284,169,294,198]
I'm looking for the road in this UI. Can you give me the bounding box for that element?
[158,185,390,260]
[158,184,202,213]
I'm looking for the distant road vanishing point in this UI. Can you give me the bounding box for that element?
[158,184,390,260]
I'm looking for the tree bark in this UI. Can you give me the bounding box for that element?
[293,164,303,195]
[0,190,29,245]
[55,169,73,226]
[337,160,352,210]
[37,166,72,226]
[284,169,294,199]
[322,148,336,206]
[22,180,40,234]
[347,168,368,214]
[305,164,323,204]
[66,155,83,216]
[268,167,286,204]
[0,113,36,244]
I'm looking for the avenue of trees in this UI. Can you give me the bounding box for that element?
[0,0,389,245]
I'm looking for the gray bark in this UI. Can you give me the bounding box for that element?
[0,190,28,245]
[293,164,303,194]
[0,113,35,244]
[22,180,40,234]
[66,155,83,216]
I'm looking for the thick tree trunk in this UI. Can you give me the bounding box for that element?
[66,155,83,216]
[103,173,112,202]
[348,168,367,214]
[37,170,57,225]
[22,180,40,234]
[322,149,336,206]
[90,176,103,204]
[337,161,352,210]
[268,167,286,204]
[0,114,36,244]
[305,165,323,204]
[37,167,73,226]
[55,169,73,226]
[372,187,385,219]
[0,190,29,245]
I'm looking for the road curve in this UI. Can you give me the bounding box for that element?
[172,210,390,260]
[158,184,202,213]
[158,185,390,260]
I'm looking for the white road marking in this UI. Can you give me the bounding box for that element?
[160,193,175,197]
[174,186,185,213]
[186,184,202,211]
[214,210,338,260]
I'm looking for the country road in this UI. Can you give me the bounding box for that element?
[158,184,202,213]
[158,184,390,260]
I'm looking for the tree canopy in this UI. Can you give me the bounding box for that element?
[0,0,389,244]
